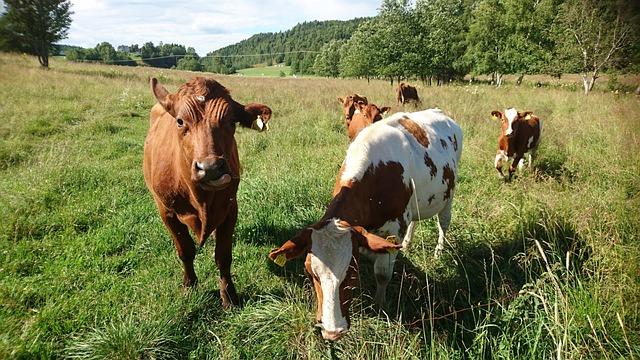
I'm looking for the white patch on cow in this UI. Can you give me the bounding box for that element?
[505,108,518,136]
[517,158,526,171]
[353,108,361,115]
[309,219,351,334]
[527,136,534,148]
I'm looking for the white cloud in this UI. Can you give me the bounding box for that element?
[62,0,380,55]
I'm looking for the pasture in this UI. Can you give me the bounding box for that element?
[236,64,293,77]
[0,53,638,359]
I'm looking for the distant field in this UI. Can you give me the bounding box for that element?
[237,64,293,77]
[0,53,638,359]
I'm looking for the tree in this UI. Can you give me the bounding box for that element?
[96,42,116,63]
[416,0,469,84]
[141,42,157,59]
[313,40,343,77]
[553,0,634,94]
[176,54,202,71]
[1,0,73,67]
[465,0,510,86]
[500,0,559,85]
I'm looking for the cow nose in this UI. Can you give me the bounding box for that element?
[321,329,347,341]
[192,158,228,182]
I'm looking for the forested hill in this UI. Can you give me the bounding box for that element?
[205,18,369,73]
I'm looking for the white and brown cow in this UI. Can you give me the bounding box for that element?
[269,109,462,340]
[492,108,541,179]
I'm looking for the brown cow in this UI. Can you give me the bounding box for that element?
[337,94,368,127]
[143,76,272,308]
[492,108,542,179]
[396,82,420,105]
[347,102,390,141]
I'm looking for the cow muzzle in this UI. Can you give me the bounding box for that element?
[316,322,348,341]
[192,157,231,189]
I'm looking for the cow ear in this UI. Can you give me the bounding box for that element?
[269,229,312,266]
[520,111,533,119]
[491,111,502,121]
[338,97,345,104]
[151,78,176,117]
[351,226,402,253]
[236,102,273,131]
[380,106,391,115]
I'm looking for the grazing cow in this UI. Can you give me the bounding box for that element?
[396,82,420,105]
[346,102,390,141]
[269,109,462,340]
[144,77,272,308]
[492,108,542,179]
[337,94,368,127]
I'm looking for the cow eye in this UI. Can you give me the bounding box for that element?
[176,118,184,127]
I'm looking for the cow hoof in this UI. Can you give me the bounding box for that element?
[183,275,198,288]
[220,283,239,309]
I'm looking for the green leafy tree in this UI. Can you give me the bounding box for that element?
[339,20,381,81]
[465,0,510,86]
[141,42,157,59]
[176,54,202,71]
[95,41,116,63]
[313,40,343,77]
[416,0,469,84]
[500,0,559,85]
[1,0,73,67]
[553,0,634,94]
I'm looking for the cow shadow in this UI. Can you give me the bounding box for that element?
[375,214,588,353]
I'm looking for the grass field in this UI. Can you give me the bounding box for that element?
[236,64,293,77]
[0,52,639,359]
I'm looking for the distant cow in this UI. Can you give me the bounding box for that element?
[492,108,542,179]
[396,82,420,105]
[347,102,390,141]
[144,77,272,308]
[337,94,368,127]
[269,109,463,341]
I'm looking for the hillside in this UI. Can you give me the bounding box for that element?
[205,18,369,74]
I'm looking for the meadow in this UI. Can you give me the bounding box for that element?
[0,52,638,359]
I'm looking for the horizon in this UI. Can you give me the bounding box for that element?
[57,0,381,55]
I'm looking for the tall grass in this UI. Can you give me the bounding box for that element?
[0,53,638,359]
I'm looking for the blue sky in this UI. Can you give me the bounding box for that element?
[61,0,381,55]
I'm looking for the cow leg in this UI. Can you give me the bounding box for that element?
[509,154,524,179]
[215,200,239,308]
[434,197,453,258]
[401,221,416,252]
[494,150,507,178]
[373,252,397,307]
[161,210,197,287]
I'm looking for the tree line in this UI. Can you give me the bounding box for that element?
[2,0,638,94]
[334,0,638,93]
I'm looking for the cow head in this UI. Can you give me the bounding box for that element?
[491,108,524,138]
[151,77,271,191]
[347,102,390,141]
[337,94,368,126]
[268,218,401,341]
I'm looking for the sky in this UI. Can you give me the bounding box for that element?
[60,0,381,55]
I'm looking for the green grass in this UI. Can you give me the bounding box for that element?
[0,52,639,359]
[237,64,293,77]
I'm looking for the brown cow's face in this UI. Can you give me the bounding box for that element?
[268,219,400,341]
[348,103,390,141]
[151,77,271,190]
[337,94,368,126]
